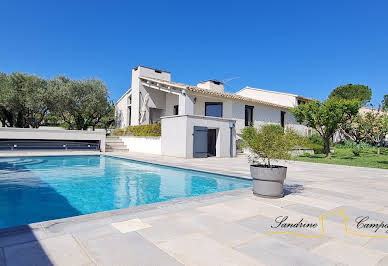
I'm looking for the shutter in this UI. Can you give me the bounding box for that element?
[193,126,208,158]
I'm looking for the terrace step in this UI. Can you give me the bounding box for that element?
[105,137,128,152]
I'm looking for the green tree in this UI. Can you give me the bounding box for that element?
[291,98,361,157]
[363,111,388,155]
[383,94,388,110]
[52,76,113,130]
[340,114,368,151]
[241,124,302,167]
[329,84,372,105]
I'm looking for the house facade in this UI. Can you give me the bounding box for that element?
[115,66,311,158]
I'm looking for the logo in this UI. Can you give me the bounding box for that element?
[267,209,388,239]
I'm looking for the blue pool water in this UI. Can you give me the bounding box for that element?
[0,155,251,229]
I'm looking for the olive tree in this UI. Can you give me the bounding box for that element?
[291,98,361,158]
[51,76,113,130]
[241,124,302,167]
[0,72,57,128]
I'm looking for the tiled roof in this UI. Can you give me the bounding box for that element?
[139,76,291,110]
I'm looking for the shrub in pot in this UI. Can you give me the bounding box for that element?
[241,124,301,198]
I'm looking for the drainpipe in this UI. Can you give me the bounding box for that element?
[229,122,235,158]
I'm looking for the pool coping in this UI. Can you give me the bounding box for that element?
[0,153,253,237]
[0,188,253,238]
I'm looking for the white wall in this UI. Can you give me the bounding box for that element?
[236,87,298,108]
[161,115,188,158]
[115,94,130,128]
[161,115,236,159]
[120,136,161,154]
[0,127,106,151]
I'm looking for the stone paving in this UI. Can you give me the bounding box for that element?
[1,151,388,265]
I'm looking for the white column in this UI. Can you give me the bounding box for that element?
[178,91,194,115]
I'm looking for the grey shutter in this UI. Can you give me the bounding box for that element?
[193,126,208,158]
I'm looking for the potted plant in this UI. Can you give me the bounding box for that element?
[241,124,301,198]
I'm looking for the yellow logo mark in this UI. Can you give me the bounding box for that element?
[266,209,388,239]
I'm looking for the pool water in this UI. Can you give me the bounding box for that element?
[0,155,251,229]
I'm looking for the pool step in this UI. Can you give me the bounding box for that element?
[105,137,128,152]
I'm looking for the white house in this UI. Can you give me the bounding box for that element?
[115,66,311,158]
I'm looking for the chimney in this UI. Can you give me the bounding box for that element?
[197,80,224,92]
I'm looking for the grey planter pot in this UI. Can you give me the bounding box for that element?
[250,165,287,198]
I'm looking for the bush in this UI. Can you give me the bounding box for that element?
[111,123,161,137]
[241,124,302,167]
[306,143,325,154]
[335,140,371,149]
[309,134,325,146]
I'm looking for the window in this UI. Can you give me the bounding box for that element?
[280,111,286,128]
[173,105,179,115]
[245,105,254,126]
[205,102,223,117]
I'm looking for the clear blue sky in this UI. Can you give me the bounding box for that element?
[1,0,387,105]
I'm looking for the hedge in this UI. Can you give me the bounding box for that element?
[112,123,161,137]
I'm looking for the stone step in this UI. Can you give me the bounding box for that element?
[106,148,128,152]
[106,143,126,147]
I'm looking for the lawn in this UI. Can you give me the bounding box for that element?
[293,147,388,169]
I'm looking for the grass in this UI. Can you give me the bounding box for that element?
[293,147,388,169]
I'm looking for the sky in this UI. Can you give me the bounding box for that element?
[1,0,387,106]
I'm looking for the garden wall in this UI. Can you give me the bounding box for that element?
[120,136,161,154]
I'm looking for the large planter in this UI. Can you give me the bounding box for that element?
[250,165,287,198]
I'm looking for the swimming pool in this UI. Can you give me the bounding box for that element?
[0,155,251,229]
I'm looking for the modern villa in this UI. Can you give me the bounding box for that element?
[115,66,312,158]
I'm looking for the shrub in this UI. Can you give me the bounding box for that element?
[241,124,302,167]
[308,134,325,146]
[306,143,325,154]
[125,123,161,136]
[335,140,371,149]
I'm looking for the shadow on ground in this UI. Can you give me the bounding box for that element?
[0,159,82,265]
[283,184,304,196]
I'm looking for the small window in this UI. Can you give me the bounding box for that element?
[281,111,286,128]
[245,105,254,126]
[173,105,179,115]
[205,102,223,117]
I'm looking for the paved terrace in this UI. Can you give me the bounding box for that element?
[0,151,388,265]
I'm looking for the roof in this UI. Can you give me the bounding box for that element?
[115,88,132,105]
[236,86,314,102]
[139,76,290,110]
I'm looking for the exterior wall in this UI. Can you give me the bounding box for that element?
[114,66,172,128]
[161,115,188,158]
[236,87,298,108]
[0,127,106,151]
[161,115,236,159]
[120,136,161,154]
[115,94,130,128]
[190,94,309,136]
[165,93,179,116]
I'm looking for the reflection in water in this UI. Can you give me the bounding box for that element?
[0,155,251,229]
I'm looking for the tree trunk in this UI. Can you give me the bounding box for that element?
[377,143,381,155]
[324,138,331,158]
[357,141,360,151]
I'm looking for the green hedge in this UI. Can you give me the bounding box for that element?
[112,123,161,137]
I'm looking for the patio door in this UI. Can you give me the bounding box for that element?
[193,126,208,158]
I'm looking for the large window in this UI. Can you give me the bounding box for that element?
[205,102,223,117]
[245,105,254,126]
